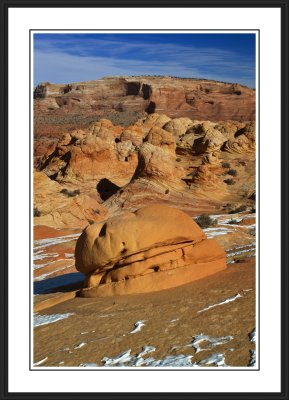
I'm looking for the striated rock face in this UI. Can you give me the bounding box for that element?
[38,119,138,192]
[75,205,226,297]
[36,113,256,219]
[33,171,107,228]
[222,122,256,154]
[34,76,255,123]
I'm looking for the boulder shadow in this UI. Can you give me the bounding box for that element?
[34,272,86,295]
[97,178,121,201]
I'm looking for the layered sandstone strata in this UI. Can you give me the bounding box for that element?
[33,171,107,228]
[34,76,255,123]
[75,205,226,297]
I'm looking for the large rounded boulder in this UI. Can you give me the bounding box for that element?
[75,205,226,297]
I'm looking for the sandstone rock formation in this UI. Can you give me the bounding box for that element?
[34,76,255,122]
[222,122,256,154]
[75,205,226,297]
[34,171,107,228]
[34,76,255,161]
[36,113,255,219]
[38,119,138,194]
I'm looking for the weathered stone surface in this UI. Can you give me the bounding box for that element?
[145,126,176,154]
[35,113,256,222]
[223,122,256,154]
[34,76,255,123]
[75,204,226,296]
[33,171,107,228]
[135,142,177,179]
[38,119,138,191]
[192,165,224,187]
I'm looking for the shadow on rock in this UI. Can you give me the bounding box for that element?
[96,178,121,201]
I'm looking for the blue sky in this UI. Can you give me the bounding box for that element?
[33,33,256,88]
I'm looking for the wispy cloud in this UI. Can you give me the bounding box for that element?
[33,34,255,88]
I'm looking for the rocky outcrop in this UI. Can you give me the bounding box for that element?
[34,76,255,123]
[36,113,255,219]
[192,165,224,187]
[33,171,107,228]
[38,119,138,193]
[75,205,227,297]
[222,122,256,154]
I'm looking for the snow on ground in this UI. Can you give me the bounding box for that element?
[249,349,256,366]
[34,312,75,327]
[34,233,80,251]
[34,251,59,262]
[34,262,75,281]
[203,227,234,238]
[130,320,146,334]
[190,334,234,353]
[74,342,87,349]
[33,357,48,366]
[100,345,230,368]
[136,346,156,358]
[198,353,227,367]
[249,328,256,343]
[197,293,242,313]
[64,253,75,258]
[79,363,98,367]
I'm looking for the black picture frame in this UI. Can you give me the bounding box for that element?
[1,0,288,399]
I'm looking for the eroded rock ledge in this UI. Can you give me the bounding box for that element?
[75,204,226,297]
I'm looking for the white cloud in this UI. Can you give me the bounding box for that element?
[33,35,255,87]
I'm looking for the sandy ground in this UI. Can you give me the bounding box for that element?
[33,210,256,369]
[33,258,255,368]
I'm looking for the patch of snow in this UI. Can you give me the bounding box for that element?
[198,353,227,367]
[248,349,256,366]
[34,251,58,262]
[219,223,240,228]
[64,253,75,258]
[136,346,156,358]
[197,293,242,313]
[226,244,255,253]
[130,320,145,334]
[227,248,255,258]
[100,343,238,368]
[242,213,256,219]
[249,328,256,343]
[219,218,242,224]
[191,334,233,353]
[33,262,51,270]
[74,342,87,349]
[34,312,74,327]
[79,363,98,367]
[33,357,48,366]
[34,233,80,251]
[98,314,114,318]
[203,227,234,238]
[34,262,75,281]
[143,354,196,367]
[102,350,132,366]
[60,347,70,352]
[34,252,66,270]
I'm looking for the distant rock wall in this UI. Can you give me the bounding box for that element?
[34,76,255,122]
